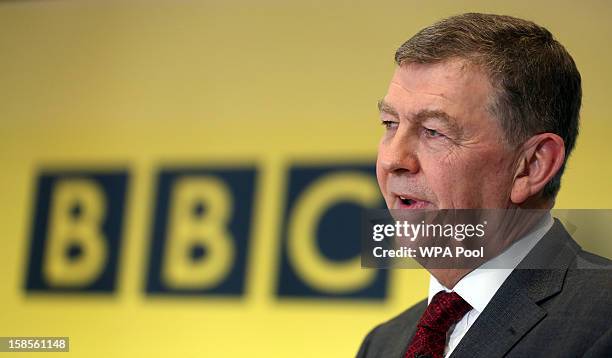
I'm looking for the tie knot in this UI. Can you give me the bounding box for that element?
[419,291,472,333]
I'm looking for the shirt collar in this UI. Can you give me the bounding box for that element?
[428,212,553,313]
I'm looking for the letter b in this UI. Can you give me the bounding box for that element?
[25,171,128,292]
[147,167,256,296]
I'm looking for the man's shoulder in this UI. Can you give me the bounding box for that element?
[502,249,612,356]
[523,219,611,303]
[572,249,612,269]
[372,298,428,334]
[356,298,427,358]
[566,248,611,291]
[559,248,612,310]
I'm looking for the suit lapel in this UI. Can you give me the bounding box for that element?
[386,301,426,358]
[448,270,548,357]
[449,220,580,357]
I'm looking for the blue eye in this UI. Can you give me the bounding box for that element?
[424,127,444,138]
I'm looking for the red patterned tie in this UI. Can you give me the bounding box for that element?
[404,291,472,358]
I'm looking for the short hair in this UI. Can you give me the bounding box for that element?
[395,13,582,199]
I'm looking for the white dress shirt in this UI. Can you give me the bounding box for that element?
[427,213,554,357]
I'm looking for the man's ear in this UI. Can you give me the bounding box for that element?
[510,133,565,204]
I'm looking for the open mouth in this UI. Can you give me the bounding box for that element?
[397,195,431,209]
[399,196,415,206]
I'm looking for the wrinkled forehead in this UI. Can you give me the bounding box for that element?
[386,59,496,120]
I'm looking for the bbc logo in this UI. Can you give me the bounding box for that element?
[25,164,388,300]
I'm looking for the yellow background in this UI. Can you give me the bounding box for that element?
[1,1,611,357]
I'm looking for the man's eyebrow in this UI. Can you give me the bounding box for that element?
[377,99,399,118]
[377,100,462,134]
[414,109,462,133]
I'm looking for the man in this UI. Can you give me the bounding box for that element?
[357,13,611,357]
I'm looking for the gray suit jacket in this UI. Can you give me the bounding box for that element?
[357,219,612,357]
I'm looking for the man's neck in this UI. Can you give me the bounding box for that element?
[428,208,554,289]
[428,268,471,289]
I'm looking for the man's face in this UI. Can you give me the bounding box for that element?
[377,59,520,209]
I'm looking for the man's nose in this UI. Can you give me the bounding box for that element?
[378,133,420,174]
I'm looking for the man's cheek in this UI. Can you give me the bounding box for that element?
[430,142,463,163]
[375,162,384,190]
[375,162,390,205]
[427,160,473,207]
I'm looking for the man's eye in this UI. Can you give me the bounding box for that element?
[424,127,444,138]
[381,120,399,130]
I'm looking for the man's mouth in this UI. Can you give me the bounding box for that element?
[396,195,432,209]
